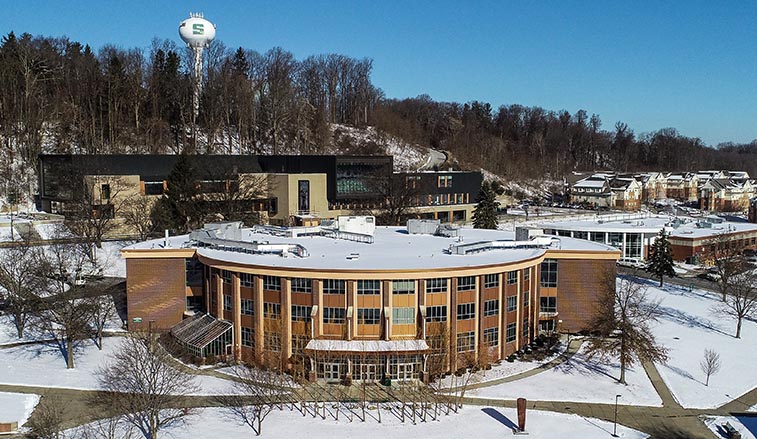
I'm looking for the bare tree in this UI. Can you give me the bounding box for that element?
[95,332,199,439]
[706,233,750,301]
[64,175,128,248]
[218,365,290,436]
[35,240,99,369]
[74,416,137,439]
[700,348,721,386]
[584,272,668,384]
[89,294,118,350]
[0,241,44,338]
[711,271,757,338]
[25,394,65,439]
[121,195,157,241]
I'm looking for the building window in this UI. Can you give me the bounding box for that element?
[426,278,447,293]
[425,305,447,322]
[540,259,558,288]
[540,297,557,313]
[323,307,346,324]
[507,271,517,284]
[263,276,280,291]
[523,268,530,281]
[483,327,499,347]
[241,327,254,347]
[457,302,475,320]
[405,175,421,189]
[241,298,254,316]
[292,335,309,356]
[263,302,281,319]
[292,305,312,322]
[484,299,499,316]
[457,276,476,291]
[319,362,342,380]
[506,296,517,312]
[392,307,415,325]
[523,318,530,338]
[143,181,164,195]
[392,280,415,295]
[438,175,453,188]
[357,280,380,295]
[323,279,345,295]
[358,308,381,325]
[291,278,312,293]
[223,294,232,311]
[221,270,232,284]
[240,273,254,288]
[185,258,203,286]
[523,291,530,307]
[506,323,517,343]
[456,331,474,353]
[100,183,111,201]
[484,274,499,288]
[264,332,281,352]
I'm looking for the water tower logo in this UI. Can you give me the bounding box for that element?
[179,13,216,119]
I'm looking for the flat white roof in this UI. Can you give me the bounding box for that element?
[124,226,617,271]
[538,215,757,240]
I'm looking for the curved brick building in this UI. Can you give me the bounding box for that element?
[122,219,619,382]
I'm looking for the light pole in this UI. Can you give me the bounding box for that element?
[612,394,622,437]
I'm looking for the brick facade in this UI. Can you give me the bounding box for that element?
[126,258,187,331]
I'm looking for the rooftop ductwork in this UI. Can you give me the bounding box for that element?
[447,236,560,255]
[189,222,310,258]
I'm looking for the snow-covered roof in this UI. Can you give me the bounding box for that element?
[123,226,617,271]
[305,339,429,353]
[538,215,757,240]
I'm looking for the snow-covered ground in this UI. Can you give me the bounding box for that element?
[703,415,757,439]
[0,315,51,346]
[437,343,564,388]
[0,338,232,395]
[644,279,757,408]
[0,392,39,429]
[34,222,71,240]
[471,342,662,406]
[67,405,648,439]
[95,241,128,277]
[0,226,21,242]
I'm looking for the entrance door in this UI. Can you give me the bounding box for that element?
[396,363,414,381]
[359,363,378,382]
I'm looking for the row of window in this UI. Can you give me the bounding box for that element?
[214,267,545,295]
[225,297,554,321]
[455,321,526,353]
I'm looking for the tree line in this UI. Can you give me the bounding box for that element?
[2,30,757,205]
[375,96,757,179]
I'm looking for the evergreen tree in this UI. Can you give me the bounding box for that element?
[151,154,200,233]
[472,181,499,229]
[647,229,675,287]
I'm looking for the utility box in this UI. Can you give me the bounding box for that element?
[516,226,544,241]
[407,219,441,235]
[337,215,376,236]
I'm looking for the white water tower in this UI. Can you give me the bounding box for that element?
[179,13,216,118]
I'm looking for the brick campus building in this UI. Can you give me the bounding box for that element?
[122,219,620,382]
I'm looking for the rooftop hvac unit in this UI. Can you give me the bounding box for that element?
[337,215,376,236]
[407,219,441,235]
[515,226,544,241]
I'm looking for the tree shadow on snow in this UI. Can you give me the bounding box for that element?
[662,364,705,385]
[481,407,518,430]
[654,305,729,336]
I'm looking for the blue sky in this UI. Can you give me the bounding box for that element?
[3,1,756,146]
